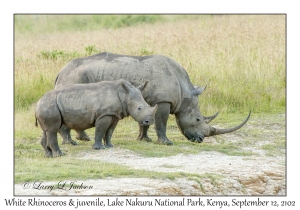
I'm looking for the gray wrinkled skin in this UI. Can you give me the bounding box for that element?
[35,79,157,157]
[55,52,250,145]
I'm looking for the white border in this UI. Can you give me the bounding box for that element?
[2,1,299,209]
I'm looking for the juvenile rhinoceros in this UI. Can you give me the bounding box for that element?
[55,52,250,145]
[35,79,157,157]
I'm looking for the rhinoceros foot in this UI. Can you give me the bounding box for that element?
[76,132,91,141]
[157,137,173,146]
[105,143,114,148]
[137,135,152,142]
[62,139,78,145]
[92,143,106,150]
[44,151,53,158]
[52,150,65,158]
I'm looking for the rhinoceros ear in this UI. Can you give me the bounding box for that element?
[121,82,135,96]
[192,85,206,96]
[137,81,149,92]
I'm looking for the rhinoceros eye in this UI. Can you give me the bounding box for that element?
[138,107,142,111]
[196,117,200,122]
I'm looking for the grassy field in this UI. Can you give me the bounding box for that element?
[14,15,286,184]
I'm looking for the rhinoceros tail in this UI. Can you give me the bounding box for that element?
[35,116,38,127]
[54,72,60,87]
[55,94,64,129]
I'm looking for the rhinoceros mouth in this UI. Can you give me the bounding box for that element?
[138,115,155,126]
[184,132,204,143]
[140,119,154,126]
[140,122,151,126]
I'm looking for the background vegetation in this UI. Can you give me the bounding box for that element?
[14,15,285,183]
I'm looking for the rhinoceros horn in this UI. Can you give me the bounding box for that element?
[206,111,251,137]
[137,81,149,92]
[192,85,207,96]
[203,112,220,123]
[151,104,158,116]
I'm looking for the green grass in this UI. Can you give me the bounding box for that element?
[14,135,227,184]
[188,173,224,191]
[14,15,285,114]
[14,136,227,185]
[14,110,285,184]
[14,15,164,35]
[14,14,204,37]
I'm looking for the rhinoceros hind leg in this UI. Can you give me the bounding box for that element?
[40,131,53,157]
[154,103,173,146]
[46,131,65,158]
[137,124,152,142]
[59,125,78,145]
[76,130,91,141]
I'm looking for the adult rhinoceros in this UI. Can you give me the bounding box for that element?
[55,52,250,145]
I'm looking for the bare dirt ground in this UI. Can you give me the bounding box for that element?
[15,114,286,196]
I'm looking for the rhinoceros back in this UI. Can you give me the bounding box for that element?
[55,52,194,113]
[56,82,122,130]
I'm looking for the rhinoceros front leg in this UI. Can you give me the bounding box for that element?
[104,118,119,148]
[93,116,112,150]
[155,103,173,145]
[137,124,152,142]
[58,125,78,145]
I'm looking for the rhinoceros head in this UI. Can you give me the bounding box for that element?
[175,86,251,143]
[119,80,157,126]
